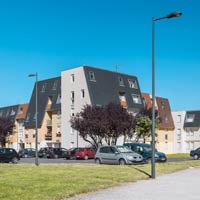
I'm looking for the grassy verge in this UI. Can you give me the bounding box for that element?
[166,153,190,158]
[0,161,200,200]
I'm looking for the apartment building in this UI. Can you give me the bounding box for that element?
[61,66,144,149]
[142,93,175,154]
[24,77,61,149]
[172,110,200,153]
[0,104,28,151]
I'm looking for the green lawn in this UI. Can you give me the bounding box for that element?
[0,161,200,200]
[166,153,190,158]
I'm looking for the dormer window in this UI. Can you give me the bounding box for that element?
[6,110,10,117]
[118,76,124,86]
[164,115,169,123]
[17,107,23,115]
[0,110,3,117]
[56,94,61,104]
[41,83,47,92]
[161,101,165,109]
[52,80,58,90]
[25,113,31,122]
[132,94,142,104]
[128,79,138,89]
[185,114,195,123]
[89,71,95,81]
[71,91,75,104]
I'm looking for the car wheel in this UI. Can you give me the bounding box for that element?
[54,154,58,159]
[24,154,28,158]
[84,155,89,160]
[194,154,199,160]
[95,158,101,164]
[119,159,126,165]
[12,157,18,164]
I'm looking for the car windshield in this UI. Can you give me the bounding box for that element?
[117,146,133,153]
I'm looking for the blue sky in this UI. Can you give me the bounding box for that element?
[0,0,199,111]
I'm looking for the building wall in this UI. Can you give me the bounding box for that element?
[61,67,91,148]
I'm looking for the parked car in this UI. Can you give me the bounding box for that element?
[38,147,53,158]
[190,147,200,160]
[66,148,79,159]
[46,148,68,158]
[0,148,20,163]
[94,145,143,165]
[18,148,36,158]
[75,147,96,160]
[123,142,167,163]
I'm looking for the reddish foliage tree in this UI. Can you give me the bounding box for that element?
[0,117,14,147]
[70,103,136,148]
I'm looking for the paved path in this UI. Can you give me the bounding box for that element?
[67,166,200,200]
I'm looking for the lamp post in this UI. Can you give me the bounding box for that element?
[152,12,182,179]
[28,73,39,166]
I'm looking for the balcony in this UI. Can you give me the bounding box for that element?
[45,133,52,140]
[46,120,52,127]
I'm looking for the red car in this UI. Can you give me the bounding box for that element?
[75,147,96,160]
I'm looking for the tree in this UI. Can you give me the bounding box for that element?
[135,108,160,143]
[70,103,136,149]
[0,117,14,147]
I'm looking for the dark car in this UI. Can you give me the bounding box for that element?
[18,148,36,158]
[66,148,79,159]
[75,147,96,160]
[38,147,53,158]
[123,143,167,163]
[0,148,20,163]
[46,148,68,159]
[190,147,200,160]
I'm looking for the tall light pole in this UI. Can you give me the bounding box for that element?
[152,12,182,179]
[28,73,39,166]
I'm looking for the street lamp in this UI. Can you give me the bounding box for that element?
[152,11,182,179]
[28,73,39,166]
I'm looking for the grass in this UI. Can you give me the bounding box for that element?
[166,153,190,158]
[0,161,200,200]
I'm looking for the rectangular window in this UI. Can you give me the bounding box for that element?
[0,110,2,117]
[41,83,47,92]
[25,113,31,122]
[190,129,194,136]
[185,114,195,122]
[164,115,169,123]
[118,76,124,86]
[81,89,85,98]
[71,74,75,83]
[128,79,138,89]
[56,94,61,104]
[132,94,142,104]
[177,129,181,140]
[161,101,165,110]
[52,80,58,90]
[71,91,75,104]
[6,109,10,117]
[89,71,95,81]
[177,115,181,123]
[119,92,127,108]
[165,133,168,140]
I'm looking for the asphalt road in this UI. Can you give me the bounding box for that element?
[18,157,193,164]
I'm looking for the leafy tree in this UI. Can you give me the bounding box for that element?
[70,103,136,149]
[135,108,160,143]
[0,117,14,147]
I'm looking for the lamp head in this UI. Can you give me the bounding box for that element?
[165,12,182,19]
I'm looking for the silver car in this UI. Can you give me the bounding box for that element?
[94,145,144,165]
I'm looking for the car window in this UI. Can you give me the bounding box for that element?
[110,147,118,153]
[117,146,133,153]
[99,146,110,153]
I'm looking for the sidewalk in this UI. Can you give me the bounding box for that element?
[67,167,200,200]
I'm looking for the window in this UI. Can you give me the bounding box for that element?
[17,107,23,115]
[70,74,75,83]
[41,83,47,92]
[165,133,168,140]
[190,142,194,150]
[190,129,194,136]
[177,129,181,140]
[71,91,74,104]
[164,115,169,123]
[118,76,124,86]
[185,114,195,122]
[132,94,142,104]
[161,101,165,110]
[119,92,127,108]
[0,110,2,117]
[177,115,181,123]
[128,79,138,89]
[52,80,58,90]
[25,113,31,122]
[81,89,85,98]
[33,112,37,121]
[10,109,16,116]
[89,71,95,81]
[71,108,75,117]
[177,142,181,149]
[6,109,10,117]
[56,94,61,104]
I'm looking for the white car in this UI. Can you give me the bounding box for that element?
[94,145,144,165]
